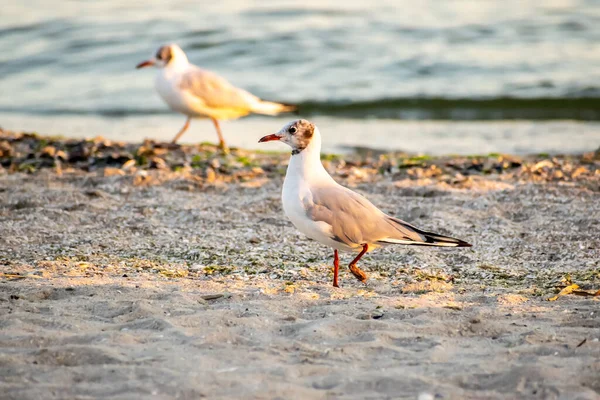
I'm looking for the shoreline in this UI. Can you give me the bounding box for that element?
[1,115,598,155]
[1,128,598,188]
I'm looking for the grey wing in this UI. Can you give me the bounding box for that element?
[307,185,425,247]
[309,184,472,248]
[179,67,259,110]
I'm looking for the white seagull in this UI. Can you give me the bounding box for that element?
[136,44,296,151]
[259,119,472,287]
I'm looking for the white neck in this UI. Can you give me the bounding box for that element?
[167,55,189,72]
[285,128,333,183]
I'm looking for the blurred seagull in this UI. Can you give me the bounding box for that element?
[259,119,472,287]
[136,44,296,152]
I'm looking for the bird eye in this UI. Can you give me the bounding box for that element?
[288,126,297,134]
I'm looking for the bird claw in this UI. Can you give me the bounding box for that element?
[218,142,230,155]
[349,264,368,283]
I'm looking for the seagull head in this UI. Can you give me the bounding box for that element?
[259,119,320,155]
[136,44,188,69]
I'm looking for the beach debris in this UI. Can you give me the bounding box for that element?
[443,304,463,311]
[84,189,112,199]
[157,268,188,278]
[1,273,28,281]
[103,167,125,177]
[0,128,597,191]
[205,167,217,183]
[200,293,226,301]
[571,166,589,179]
[402,281,453,294]
[121,159,137,170]
[532,159,554,172]
[548,274,600,301]
[573,288,600,297]
[548,274,579,302]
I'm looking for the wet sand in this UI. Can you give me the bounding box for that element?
[1,131,599,399]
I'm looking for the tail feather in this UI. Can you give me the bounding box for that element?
[379,217,472,247]
[251,100,297,116]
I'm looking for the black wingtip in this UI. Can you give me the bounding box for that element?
[386,216,472,248]
[456,240,473,248]
[422,231,472,248]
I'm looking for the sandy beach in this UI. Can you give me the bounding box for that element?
[1,130,599,399]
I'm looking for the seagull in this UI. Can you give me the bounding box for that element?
[259,119,472,287]
[136,44,296,152]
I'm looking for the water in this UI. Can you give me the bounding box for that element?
[1,0,599,154]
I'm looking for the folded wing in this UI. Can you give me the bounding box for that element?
[179,67,296,118]
[179,67,257,114]
[306,185,471,248]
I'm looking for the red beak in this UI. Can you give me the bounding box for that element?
[258,133,282,143]
[136,60,155,69]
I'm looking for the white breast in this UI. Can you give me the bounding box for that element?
[154,69,198,116]
[282,170,354,252]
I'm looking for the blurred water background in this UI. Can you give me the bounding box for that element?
[1,0,599,154]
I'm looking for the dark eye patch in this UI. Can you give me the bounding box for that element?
[288,119,315,155]
[156,46,172,63]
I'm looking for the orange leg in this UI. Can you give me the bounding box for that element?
[211,118,229,153]
[171,116,191,144]
[348,244,368,283]
[333,249,340,288]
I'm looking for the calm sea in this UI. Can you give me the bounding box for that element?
[1,0,599,154]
